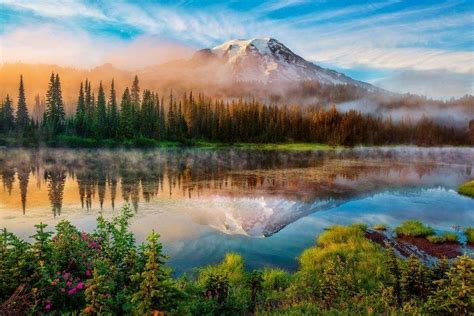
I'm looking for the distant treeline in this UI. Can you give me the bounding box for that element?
[0,74,471,147]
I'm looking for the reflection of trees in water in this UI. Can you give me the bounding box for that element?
[0,148,472,215]
[1,167,15,195]
[44,166,66,217]
[17,163,31,214]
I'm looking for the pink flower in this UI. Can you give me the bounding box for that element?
[66,281,72,287]
[85,270,92,277]
[76,282,85,290]
[60,288,65,293]
[63,273,70,280]
[45,303,52,310]
[68,288,77,295]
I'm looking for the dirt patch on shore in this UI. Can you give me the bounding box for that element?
[397,236,461,259]
[365,230,462,260]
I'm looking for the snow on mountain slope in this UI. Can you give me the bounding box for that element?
[201,37,374,90]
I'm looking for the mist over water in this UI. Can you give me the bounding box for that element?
[1,147,473,273]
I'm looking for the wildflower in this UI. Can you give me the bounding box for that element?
[84,306,94,314]
[85,270,92,277]
[68,288,77,295]
[66,281,72,287]
[50,281,57,286]
[45,303,52,311]
[60,288,65,293]
[63,273,70,280]
[76,282,85,290]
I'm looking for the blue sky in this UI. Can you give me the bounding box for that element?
[0,0,473,98]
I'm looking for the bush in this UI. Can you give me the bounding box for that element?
[427,232,459,244]
[373,224,387,231]
[458,180,474,198]
[465,227,474,244]
[395,220,434,237]
[0,209,471,315]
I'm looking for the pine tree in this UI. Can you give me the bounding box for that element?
[131,75,141,133]
[1,95,15,133]
[45,73,65,134]
[400,255,432,300]
[107,79,119,139]
[386,248,402,307]
[426,255,473,315]
[75,82,86,136]
[16,75,29,131]
[95,81,107,138]
[120,88,134,140]
[131,231,181,314]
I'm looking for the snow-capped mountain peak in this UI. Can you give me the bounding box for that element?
[202,37,373,89]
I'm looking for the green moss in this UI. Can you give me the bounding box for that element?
[395,220,434,237]
[458,180,474,198]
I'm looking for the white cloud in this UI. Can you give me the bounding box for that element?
[307,46,474,74]
[0,24,193,69]
[1,0,108,19]
[373,69,474,99]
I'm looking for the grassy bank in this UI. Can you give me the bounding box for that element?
[0,207,472,315]
[458,180,474,198]
[2,135,338,151]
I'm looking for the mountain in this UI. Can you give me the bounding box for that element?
[193,38,375,91]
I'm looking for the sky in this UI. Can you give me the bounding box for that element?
[0,0,473,98]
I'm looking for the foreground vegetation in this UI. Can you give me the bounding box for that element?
[1,207,472,315]
[459,180,474,198]
[1,74,471,148]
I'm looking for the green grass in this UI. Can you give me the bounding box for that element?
[395,220,434,237]
[427,232,459,244]
[465,227,474,244]
[458,180,474,198]
[233,142,337,151]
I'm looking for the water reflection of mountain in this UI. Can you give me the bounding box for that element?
[0,148,472,221]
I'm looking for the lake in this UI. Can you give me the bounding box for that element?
[1,147,473,274]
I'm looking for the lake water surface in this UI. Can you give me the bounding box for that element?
[1,147,473,274]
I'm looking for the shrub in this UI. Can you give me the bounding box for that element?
[427,232,459,244]
[465,227,474,244]
[395,220,434,237]
[373,224,387,231]
[458,180,474,198]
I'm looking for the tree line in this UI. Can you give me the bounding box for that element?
[0,74,471,146]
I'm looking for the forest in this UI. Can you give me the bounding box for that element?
[0,206,472,315]
[0,74,471,147]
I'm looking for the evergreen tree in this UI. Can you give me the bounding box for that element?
[386,248,402,307]
[16,75,29,131]
[75,82,86,136]
[95,81,107,138]
[131,231,181,314]
[120,88,134,140]
[0,95,15,133]
[426,255,473,315]
[107,80,119,139]
[45,73,65,134]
